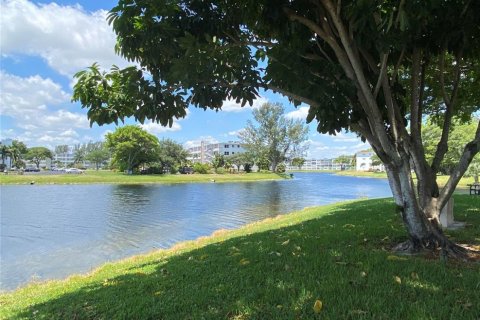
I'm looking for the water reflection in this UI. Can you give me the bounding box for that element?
[0,173,391,290]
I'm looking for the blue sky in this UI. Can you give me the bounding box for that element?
[0,0,369,158]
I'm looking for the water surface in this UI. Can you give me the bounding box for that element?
[1,172,391,290]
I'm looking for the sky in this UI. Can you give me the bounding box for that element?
[0,0,369,158]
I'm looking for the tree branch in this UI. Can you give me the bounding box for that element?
[266,84,319,107]
[410,48,422,141]
[438,120,480,208]
[373,53,388,98]
[320,0,398,159]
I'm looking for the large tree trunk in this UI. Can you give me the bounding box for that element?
[386,157,467,257]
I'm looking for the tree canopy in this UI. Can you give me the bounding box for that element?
[73,0,480,256]
[157,138,189,173]
[423,117,480,175]
[106,125,160,172]
[25,147,53,169]
[239,103,309,172]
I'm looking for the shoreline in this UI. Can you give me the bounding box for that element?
[0,171,289,186]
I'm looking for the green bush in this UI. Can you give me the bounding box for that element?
[193,163,210,174]
[215,167,226,174]
[276,163,286,173]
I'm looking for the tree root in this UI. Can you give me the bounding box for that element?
[392,231,478,261]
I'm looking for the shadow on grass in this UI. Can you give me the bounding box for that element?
[9,196,480,319]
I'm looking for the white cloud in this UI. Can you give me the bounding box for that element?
[332,131,362,143]
[227,129,245,137]
[101,129,114,139]
[285,106,309,120]
[221,97,268,112]
[183,136,219,149]
[41,110,90,129]
[0,71,69,119]
[1,0,129,76]
[59,129,80,138]
[140,121,182,134]
[0,71,92,147]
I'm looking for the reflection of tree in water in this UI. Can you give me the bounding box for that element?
[244,181,285,220]
[105,185,155,250]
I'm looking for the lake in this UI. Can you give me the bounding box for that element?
[0,172,391,291]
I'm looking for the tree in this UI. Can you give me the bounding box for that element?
[239,103,309,172]
[73,145,86,166]
[227,153,245,172]
[25,147,53,169]
[371,154,382,167]
[291,157,306,170]
[10,140,28,168]
[85,143,111,170]
[73,1,480,256]
[0,144,11,168]
[211,153,225,171]
[157,139,189,173]
[106,125,160,173]
[423,118,480,175]
[333,155,353,165]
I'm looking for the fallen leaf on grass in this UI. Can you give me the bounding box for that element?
[394,276,402,284]
[281,239,290,246]
[239,258,250,265]
[360,271,367,277]
[410,272,419,280]
[313,300,323,314]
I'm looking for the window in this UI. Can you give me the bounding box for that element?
[232,152,235,155]
[224,152,229,155]
[224,145,229,148]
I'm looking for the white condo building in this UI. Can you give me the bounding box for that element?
[186,141,245,164]
[54,145,77,167]
[355,151,374,171]
[286,158,346,171]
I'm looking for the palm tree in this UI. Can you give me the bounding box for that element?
[0,144,10,166]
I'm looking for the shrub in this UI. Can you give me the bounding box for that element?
[193,163,210,174]
[243,163,252,173]
[276,163,286,173]
[215,167,225,174]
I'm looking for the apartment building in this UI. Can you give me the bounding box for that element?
[286,158,345,171]
[186,141,245,164]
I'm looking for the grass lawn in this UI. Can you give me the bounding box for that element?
[1,195,479,319]
[335,170,474,189]
[0,170,287,185]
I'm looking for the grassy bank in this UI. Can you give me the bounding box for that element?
[1,196,479,319]
[0,170,287,185]
[335,170,474,189]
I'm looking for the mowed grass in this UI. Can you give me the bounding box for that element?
[0,170,286,185]
[1,196,479,319]
[336,170,474,189]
